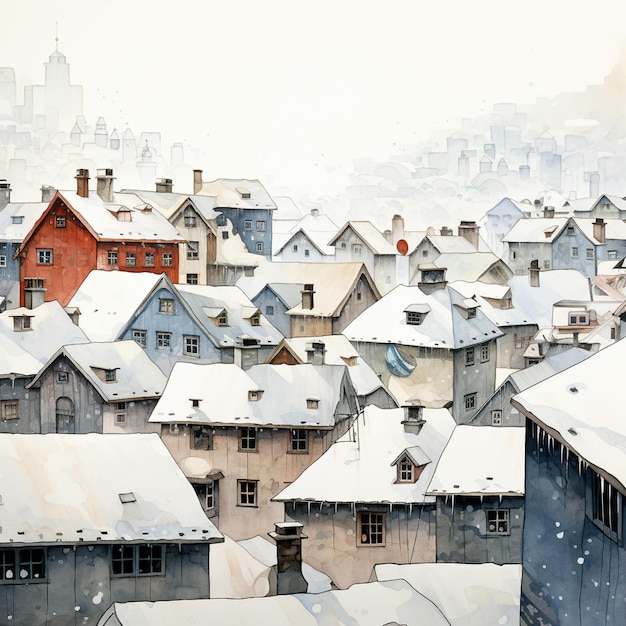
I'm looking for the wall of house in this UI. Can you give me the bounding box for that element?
[435,495,524,564]
[409,238,439,279]
[333,276,379,334]
[521,421,626,626]
[285,501,437,589]
[216,208,273,258]
[102,399,160,434]
[505,241,552,275]
[483,199,525,256]
[276,231,330,264]
[332,230,376,278]
[496,324,537,369]
[471,381,524,427]
[551,226,597,277]
[0,376,40,433]
[172,206,210,284]
[290,314,333,338]
[252,290,290,338]
[0,542,210,626]
[372,254,396,296]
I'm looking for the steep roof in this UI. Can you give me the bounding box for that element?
[328,221,397,255]
[0,202,48,242]
[0,332,43,377]
[0,433,222,545]
[431,252,512,283]
[198,178,276,210]
[501,217,568,243]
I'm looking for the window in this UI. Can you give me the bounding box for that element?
[290,429,308,452]
[292,244,298,252]
[256,242,264,253]
[406,311,424,325]
[186,273,198,285]
[356,291,362,301]
[340,242,346,249]
[467,307,477,319]
[511,251,517,260]
[37,249,53,265]
[397,459,414,483]
[126,252,136,267]
[192,427,212,450]
[238,480,258,507]
[162,253,173,267]
[187,241,199,260]
[12,316,32,331]
[0,255,6,267]
[491,410,502,426]
[105,369,117,383]
[115,412,126,425]
[112,544,163,576]
[352,244,362,255]
[571,247,578,258]
[194,481,215,510]
[221,230,229,240]
[56,372,69,384]
[358,512,385,546]
[132,329,146,348]
[422,250,428,257]
[159,298,174,314]
[0,548,45,582]
[480,344,490,363]
[249,313,260,326]
[265,305,274,316]
[156,332,171,349]
[304,249,310,257]
[217,311,228,327]
[184,207,197,227]
[56,397,75,434]
[569,312,589,326]
[239,427,257,451]
[464,393,477,411]
[244,220,252,231]
[55,215,66,228]
[256,220,266,232]
[592,472,621,537]
[11,216,23,225]
[306,398,319,410]
[486,509,510,535]
[184,334,200,356]
[465,347,475,366]
[144,252,155,267]
[0,400,18,421]
[586,248,594,260]
[566,226,575,236]
[107,250,118,266]
[608,250,618,260]
[543,260,551,270]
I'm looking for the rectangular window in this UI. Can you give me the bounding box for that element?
[467,307,477,319]
[115,412,126,425]
[12,316,31,331]
[491,410,502,426]
[244,220,252,231]
[184,210,197,228]
[187,241,199,260]
[159,298,174,314]
[126,252,136,267]
[571,247,578,258]
[192,426,212,450]
[406,311,424,325]
[569,312,589,326]
[184,334,200,356]
[265,305,274,316]
[304,249,310,257]
[542,260,551,270]
[306,399,319,410]
[37,249,53,265]
[56,372,69,384]
[292,244,298,252]
[398,460,414,483]
[256,242,264,253]
[217,311,228,327]
[290,429,308,452]
[112,544,163,577]
[193,481,215,510]
[132,329,146,348]
[108,250,118,266]
[239,427,257,451]
[156,332,171,349]
[14,548,46,581]
[592,472,621,537]
[162,253,173,267]
[358,512,385,546]
[480,344,490,363]
[465,347,475,366]
[238,480,258,507]
[586,248,594,260]
[464,393,477,411]
[566,226,575,236]
[249,314,260,327]
[0,255,6,267]
[352,244,362,255]
[55,216,66,228]
[186,273,198,285]
[256,220,266,232]
[105,369,117,382]
[486,509,510,535]
[144,252,155,267]
[0,400,18,420]
[608,250,618,260]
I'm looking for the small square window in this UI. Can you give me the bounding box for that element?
[55,216,66,228]
[352,244,362,255]
[265,305,274,316]
[162,253,173,267]
[144,252,155,267]
[186,273,198,285]
[464,392,477,411]
[304,249,310,257]
[237,480,257,507]
[159,298,174,314]
[249,314,260,327]
[105,369,117,383]
[239,427,257,451]
[12,316,32,332]
[358,511,385,546]
[126,252,136,267]
[608,250,618,260]
[222,231,229,240]
[56,372,69,384]
[487,509,509,535]
[115,413,126,425]
[132,329,146,348]
[491,410,502,426]
[192,427,212,450]
[256,220,266,232]
[1,400,18,420]
[543,260,551,270]
[467,307,477,319]
[156,332,171,349]
[107,250,118,266]
[187,241,199,260]
[184,335,200,356]
[465,347,475,366]
[586,248,594,260]
[306,398,319,410]
[244,220,252,231]
[37,249,53,265]
[217,311,228,327]
[290,429,308,452]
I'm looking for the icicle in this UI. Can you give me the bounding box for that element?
[409,503,413,516]
[480,494,484,505]
[389,503,393,513]
[307,501,311,515]
[499,494,502,504]
[334,502,338,514]
[319,501,323,512]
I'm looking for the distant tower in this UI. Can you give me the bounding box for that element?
[94,117,108,148]
[137,141,157,186]
[109,128,120,150]
[122,128,137,160]
[70,120,83,147]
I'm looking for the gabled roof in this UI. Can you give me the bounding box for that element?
[512,339,626,491]
[0,433,222,545]
[0,202,48,242]
[197,178,276,210]
[421,235,485,254]
[119,190,219,223]
[261,283,305,309]
[485,196,531,217]
[28,340,167,402]
[426,426,525,496]
[328,221,397,255]
[149,362,354,428]
[273,227,335,257]
[501,217,569,243]
[428,252,512,283]
[573,217,626,243]
[273,405,456,505]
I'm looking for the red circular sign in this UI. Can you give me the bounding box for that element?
[396,239,409,255]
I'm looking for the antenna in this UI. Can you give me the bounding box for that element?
[55,22,59,52]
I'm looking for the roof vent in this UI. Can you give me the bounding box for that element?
[119,492,136,504]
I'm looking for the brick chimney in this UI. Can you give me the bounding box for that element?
[96,168,115,203]
[269,522,308,595]
[0,179,11,210]
[305,340,326,365]
[593,218,606,244]
[41,185,56,203]
[458,221,480,250]
[75,169,90,198]
[193,169,203,194]
[529,259,540,288]
[301,284,315,310]
[156,178,173,193]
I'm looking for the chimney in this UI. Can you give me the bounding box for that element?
[402,403,426,435]
[156,178,173,193]
[75,169,90,198]
[593,218,606,244]
[0,179,11,210]
[41,185,56,203]
[193,169,203,194]
[269,522,308,595]
[519,164,530,180]
[440,226,453,236]
[301,284,315,310]
[96,168,115,203]
[391,214,405,244]
[418,267,447,293]
[305,340,326,365]
[529,259,540,287]
[457,221,480,250]
[23,278,46,310]
[543,206,555,219]
[234,337,260,370]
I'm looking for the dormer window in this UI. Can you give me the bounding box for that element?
[115,208,132,222]
[191,399,201,408]
[250,313,260,326]
[306,398,319,410]
[391,447,430,484]
[105,369,117,383]
[248,390,264,401]
[236,187,251,199]
[467,307,477,319]
[217,311,228,327]
[398,458,415,483]
[12,316,33,332]
[11,216,23,225]
[184,206,197,227]
[569,312,589,326]
[405,304,430,325]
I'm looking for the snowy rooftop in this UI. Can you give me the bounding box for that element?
[427,426,525,496]
[374,563,522,626]
[28,341,167,402]
[343,284,503,349]
[512,339,626,490]
[329,221,397,255]
[0,332,43,377]
[424,234,491,254]
[501,217,567,243]
[97,579,452,626]
[0,202,48,242]
[430,252,510,283]
[119,190,219,222]
[274,406,456,505]
[0,433,222,545]
[149,362,352,428]
[198,178,276,210]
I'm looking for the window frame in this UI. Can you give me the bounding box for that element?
[161,252,173,267]
[111,544,164,577]
[256,220,266,232]
[156,331,172,350]
[144,252,155,267]
[126,252,136,267]
[591,472,622,540]
[0,548,46,583]
[290,428,309,453]
[186,273,199,285]
[357,511,386,546]
[107,250,118,266]
[132,329,147,348]
[0,400,18,421]
[486,509,510,535]
[237,479,258,507]
[36,248,53,265]
[256,242,264,253]
[192,426,212,450]
[55,216,66,228]
[491,410,502,426]
[464,392,477,412]
[465,347,475,366]
[158,298,175,315]
[239,427,257,452]
[0,254,6,268]
[480,343,490,363]
[183,334,200,357]
[187,241,199,260]
[586,248,594,260]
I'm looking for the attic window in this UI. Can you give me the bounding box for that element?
[566,226,575,237]
[306,398,319,410]
[217,311,228,327]
[191,399,201,408]
[56,215,66,228]
[467,307,477,319]
[404,304,430,326]
[184,206,196,227]
[248,390,264,401]
[11,216,23,224]
[119,492,136,504]
[236,187,251,199]
[250,313,261,326]
[116,208,132,222]
[12,316,32,332]
[569,312,589,326]
[105,369,117,383]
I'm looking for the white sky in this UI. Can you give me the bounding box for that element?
[2,0,626,196]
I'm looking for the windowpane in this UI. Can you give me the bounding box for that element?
[144,252,155,267]
[238,480,257,506]
[239,427,257,451]
[487,509,509,535]
[18,548,46,580]
[162,253,173,267]
[187,241,199,259]
[126,252,136,267]
[184,335,200,356]
[112,545,134,575]
[359,512,385,545]
[107,250,118,265]
[0,549,15,580]
[132,329,146,348]
[291,429,308,452]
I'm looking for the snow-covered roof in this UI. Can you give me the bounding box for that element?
[431,252,511,283]
[0,433,222,545]
[273,196,306,219]
[485,196,530,217]
[67,270,165,342]
[149,363,352,428]
[198,178,276,210]
[329,221,397,255]
[0,332,43,377]
[119,190,218,222]
[215,218,261,267]
[424,235,488,254]
[374,563,522,626]
[512,339,626,491]
[274,406,456,505]
[28,341,167,402]
[273,227,336,257]
[97,579,452,626]
[263,283,305,309]
[343,284,503,349]
[0,202,48,242]
[501,217,568,243]
[427,426,525,496]
[0,301,88,363]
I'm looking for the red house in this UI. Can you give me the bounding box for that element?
[16,169,184,307]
